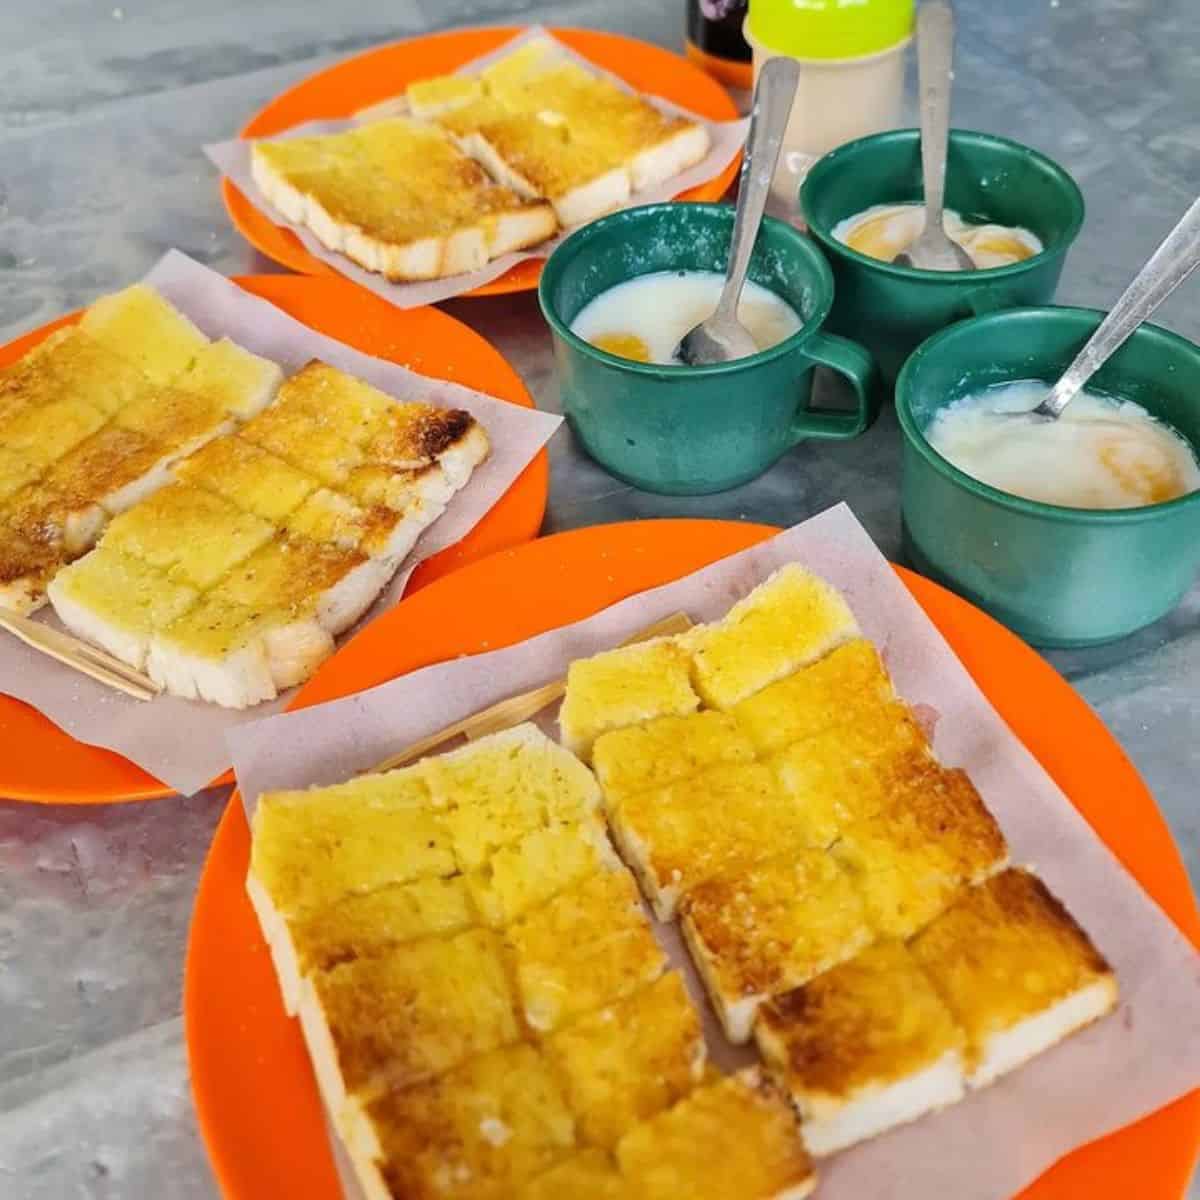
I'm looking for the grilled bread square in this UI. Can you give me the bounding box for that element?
[3,397,107,473]
[911,868,1117,1089]
[79,284,208,383]
[298,927,519,1114]
[545,972,705,1149]
[505,868,666,1032]
[609,762,820,920]
[590,710,755,808]
[270,361,397,445]
[685,564,859,710]
[42,423,178,520]
[47,546,199,670]
[113,382,235,462]
[181,337,283,419]
[731,638,896,757]
[516,1150,626,1200]
[615,1068,815,1200]
[466,816,619,928]
[346,1042,576,1200]
[0,524,62,613]
[405,73,485,119]
[342,461,455,513]
[99,482,275,589]
[0,448,43,504]
[755,940,966,1156]
[173,436,318,523]
[770,702,934,847]
[680,850,874,1043]
[559,637,700,760]
[237,404,365,488]
[832,765,1009,939]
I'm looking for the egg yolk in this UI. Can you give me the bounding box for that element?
[845,212,912,261]
[968,235,1035,263]
[591,332,652,362]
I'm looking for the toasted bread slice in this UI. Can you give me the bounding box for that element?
[769,701,934,848]
[466,816,619,928]
[545,972,705,1149]
[516,1149,626,1200]
[297,927,519,1117]
[680,850,874,1043]
[755,940,965,1156]
[344,1042,576,1200]
[405,73,484,119]
[560,637,700,760]
[506,868,666,1032]
[911,868,1117,1088]
[283,486,443,561]
[47,546,200,670]
[685,564,859,710]
[237,403,363,487]
[0,522,64,613]
[3,396,107,474]
[79,285,208,383]
[172,435,318,523]
[831,765,1009,939]
[181,337,283,419]
[616,1068,815,1200]
[269,360,398,446]
[0,448,43,505]
[731,638,896,756]
[590,710,755,808]
[608,762,819,920]
[425,724,603,870]
[99,482,275,590]
[113,382,235,463]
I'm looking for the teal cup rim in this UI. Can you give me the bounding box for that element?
[801,128,1086,284]
[895,305,1200,525]
[537,201,834,375]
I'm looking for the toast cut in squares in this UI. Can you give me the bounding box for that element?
[113,382,234,461]
[173,435,318,522]
[680,850,874,1044]
[559,637,700,760]
[616,1068,815,1200]
[99,482,275,589]
[342,461,455,513]
[181,337,283,419]
[832,765,1009,940]
[770,702,935,847]
[79,284,208,383]
[591,710,755,807]
[545,972,705,1149]
[284,487,443,562]
[299,927,519,1115]
[237,405,364,487]
[609,762,818,921]
[47,546,199,669]
[0,525,63,613]
[248,767,450,922]
[911,868,1117,1089]
[505,868,666,1032]
[43,423,179,520]
[362,399,481,473]
[755,940,965,1156]
[3,397,107,473]
[425,724,602,869]
[516,1150,626,1200]
[466,816,619,928]
[686,564,859,710]
[271,360,397,446]
[346,1042,576,1200]
[731,638,896,757]
[0,449,43,504]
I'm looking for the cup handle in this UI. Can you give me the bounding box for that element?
[790,331,881,442]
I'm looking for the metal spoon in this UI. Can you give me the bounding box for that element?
[676,56,800,366]
[1026,194,1200,420]
[894,1,975,272]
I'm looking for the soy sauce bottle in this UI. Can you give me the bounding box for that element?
[685,0,753,99]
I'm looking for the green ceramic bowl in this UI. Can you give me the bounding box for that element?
[896,306,1200,647]
[802,129,1086,384]
[538,202,881,495]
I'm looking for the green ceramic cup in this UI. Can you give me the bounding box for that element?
[801,129,1086,384]
[896,306,1200,647]
[538,202,881,495]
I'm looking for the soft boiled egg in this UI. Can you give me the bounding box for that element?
[569,270,804,365]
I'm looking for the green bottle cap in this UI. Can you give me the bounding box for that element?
[745,0,915,61]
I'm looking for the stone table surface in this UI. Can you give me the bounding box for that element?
[1,1,1197,1197]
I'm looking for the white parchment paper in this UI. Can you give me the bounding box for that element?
[0,250,560,797]
[229,504,1200,1200]
[205,26,749,309]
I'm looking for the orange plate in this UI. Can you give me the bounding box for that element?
[0,274,548,804]
[223,26,742,296]
[185,520,1199,1200]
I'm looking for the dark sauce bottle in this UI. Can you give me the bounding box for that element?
[685,0,753,96]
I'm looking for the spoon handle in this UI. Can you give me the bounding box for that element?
[915,0,956,235]
[715,56,799,321]
[1040,194,1200,418]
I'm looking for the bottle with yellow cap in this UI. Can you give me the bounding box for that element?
[744,0,914,213]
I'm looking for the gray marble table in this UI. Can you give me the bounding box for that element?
[1,1,1197,1196]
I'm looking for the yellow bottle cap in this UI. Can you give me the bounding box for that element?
[746,0,914,61]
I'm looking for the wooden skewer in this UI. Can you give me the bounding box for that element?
[373,611,694,772]
[0,609,160,701]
